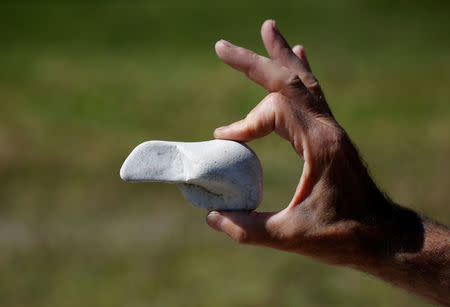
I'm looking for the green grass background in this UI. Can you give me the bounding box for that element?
[1,1,449,306]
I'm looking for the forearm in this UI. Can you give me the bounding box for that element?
[331,140,450,304]
[353,209,450,305]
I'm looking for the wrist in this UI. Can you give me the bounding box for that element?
[353,214,450,305]
[343,193,427,271]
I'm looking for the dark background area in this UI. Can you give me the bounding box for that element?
[1,1,449,306]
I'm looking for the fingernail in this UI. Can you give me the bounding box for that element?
[206,211,223,232]
[217,39,235,48]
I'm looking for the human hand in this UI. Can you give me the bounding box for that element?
[206,20,402,266]
[205,20,450,305]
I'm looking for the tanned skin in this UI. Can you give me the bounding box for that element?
[205,20,450,305]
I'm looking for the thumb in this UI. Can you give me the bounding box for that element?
[206,210,283,246]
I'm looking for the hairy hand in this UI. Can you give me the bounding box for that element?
[206,20,411,266]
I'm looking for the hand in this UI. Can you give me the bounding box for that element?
[206,20,414,265]
[206,20,450,305]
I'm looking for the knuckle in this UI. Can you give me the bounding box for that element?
[283,75,309,97]
[288,72,300,84]
[233,229,250,244]
[243,66,254,79]
[244,69,255,81]
[264,92,285,110]
[239,48,257,78]
[237,46,251,57]
[286,72,302,88]
[303,72,318,87]
[263,93,289,122]
[243,112,257,131]
[322,126,348,156]
[309,120,348,158]
[263,92,279,107]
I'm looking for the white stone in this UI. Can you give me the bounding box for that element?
[120,140,263,211]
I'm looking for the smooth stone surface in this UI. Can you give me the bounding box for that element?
[120,140,263,210]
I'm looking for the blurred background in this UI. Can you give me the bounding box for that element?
[1,1,449,306]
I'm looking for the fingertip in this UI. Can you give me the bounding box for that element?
[215,40,225,56]
[206,211,223,232]
[292,45,306,61]
[261,19,277,40]
[262,19,276,31]
[213,211,282,245]
[213,126,229,139]
[292,44,312,72]
[215,39,234,49]
[292,44,304,55]
[207,211,251,244]
[215,40,230,56]
[214,118,250,141]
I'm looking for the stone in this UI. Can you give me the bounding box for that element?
[120,140,263,210]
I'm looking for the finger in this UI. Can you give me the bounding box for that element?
[206,210,285,246]
[214,93,291,142]
[215,39,299,92]
[261,20,320,93]
[292,44,329,111]
[292,45,312,72]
